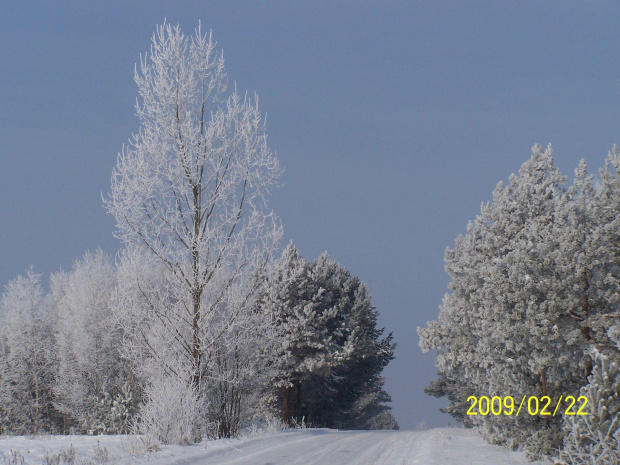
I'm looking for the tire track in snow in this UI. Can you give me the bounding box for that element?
[192,430,341,465]
[144,428,543,465]
[286,431,379,465]
[147,431,324,465]
[347,431,420,465]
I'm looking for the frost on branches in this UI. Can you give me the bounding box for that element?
[419,145,620,459]
[0,254,138,435]
[0,270,55,434]
[558,349,620,465]
[104,22,282,443]
[50,250,136,434]
[0,22,398,443]
[259,243,398,430]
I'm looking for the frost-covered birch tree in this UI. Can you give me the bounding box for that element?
[0,270,57,434]
[51,250,135,434]
[105,22,282,443]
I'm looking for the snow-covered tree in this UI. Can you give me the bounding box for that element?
[419,215,489,427]
[420,145,600,456]
[260,244,396,429]
[0,270,57,434]
[138,374,205,445]
[556,149,620,464]
[553,161,597,374]
[50,250,136,434]
[588,148,620,353]
[558,350,620,465]
[105,22,282,442]
[479,146,580,455]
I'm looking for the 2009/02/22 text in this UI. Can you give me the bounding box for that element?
[466,395,588,416]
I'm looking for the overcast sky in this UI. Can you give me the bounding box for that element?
[2,1,620,429]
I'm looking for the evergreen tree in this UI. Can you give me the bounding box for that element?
[420,146,593,456]
[419,216,489,427]
[261,244,396,429]
[557,149,620,464]
[588,148,620,354]
[558,351,620,465]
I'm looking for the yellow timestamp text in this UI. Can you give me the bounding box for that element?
[466,395,588,416]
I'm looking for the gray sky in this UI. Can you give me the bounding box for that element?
[2,1,620,429]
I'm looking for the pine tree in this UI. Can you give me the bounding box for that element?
[557,149,620,464]
[558,351,620,465]
[588,148,620,354]
[419,215,489,426]
[260,244,396,428]
[420,145,593,456]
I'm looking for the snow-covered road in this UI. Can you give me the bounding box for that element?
[146,428,543,465]
[153,429,421,465]
[0,428,545,465]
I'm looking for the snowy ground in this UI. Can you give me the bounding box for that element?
[0,428,547,465]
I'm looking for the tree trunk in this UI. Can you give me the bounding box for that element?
[582,274,593,379]
[541,367,550,426]
[282,385,294,425]
[294,380,302,424]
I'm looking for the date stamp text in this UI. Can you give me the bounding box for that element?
[466,395,588,416]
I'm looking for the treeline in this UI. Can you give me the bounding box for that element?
[0,246,397,440]
[0,22,397,444]
[419,145,620,463]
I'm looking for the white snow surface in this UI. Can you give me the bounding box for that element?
[0,428,546,465]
